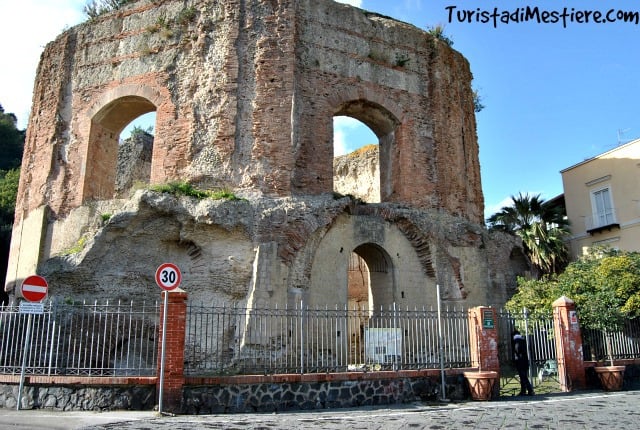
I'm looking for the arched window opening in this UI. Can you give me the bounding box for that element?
[333,116,380,203]
[85,97,156,201]
[333,100,400,204]
[116,112,156,197]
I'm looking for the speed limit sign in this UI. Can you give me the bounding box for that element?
[155,263,182,291]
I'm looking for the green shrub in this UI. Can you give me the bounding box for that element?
[426,24,454,46]
[394,53,410,67]
[62,236,88,256]
[209,190,241,201]
[177,7,197,26]
[84,0,135,19]
[149,182,241,201]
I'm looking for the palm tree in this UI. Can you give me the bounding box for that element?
[487,193,570,277]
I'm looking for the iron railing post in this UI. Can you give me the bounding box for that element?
[300,300,304,374]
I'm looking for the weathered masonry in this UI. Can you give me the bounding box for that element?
[5,0,526,314]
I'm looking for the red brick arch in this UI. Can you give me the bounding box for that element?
[83,95,157,201]
[80,82,174,202]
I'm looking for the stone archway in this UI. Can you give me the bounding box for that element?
[347,243,395,364]
[83,96,157,201]
[350,243,394,311]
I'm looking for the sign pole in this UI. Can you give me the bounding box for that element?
[154,262,181,415]
[436,283,447,401]
[16,275,48,410]
[158,290,169,414]
[16,313,33,411]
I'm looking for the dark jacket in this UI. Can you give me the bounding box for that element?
[513,334,528,365]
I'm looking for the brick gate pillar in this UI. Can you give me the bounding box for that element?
[468,306,500,373]
[157,289,187,412]
[552,296,585,391]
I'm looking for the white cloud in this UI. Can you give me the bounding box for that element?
[484,196,513,220]
[335,0,363,7]
[403,0,422,11]
[0,0,85,128]
[333,117,362,156]
[333,116,372,156]
[485,191,553,220]
[334,128,348,156]
[334,116,364,131]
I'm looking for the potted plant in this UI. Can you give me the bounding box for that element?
[463,323,498,400]
[463,369,498,401]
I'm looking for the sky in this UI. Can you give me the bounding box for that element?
[1,0,639,219]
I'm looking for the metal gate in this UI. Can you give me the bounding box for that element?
[497,308,562,396]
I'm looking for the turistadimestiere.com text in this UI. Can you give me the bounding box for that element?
[446,5,640,28]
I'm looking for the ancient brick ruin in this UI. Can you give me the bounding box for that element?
[5,0,527,311]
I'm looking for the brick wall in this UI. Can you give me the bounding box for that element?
[14,0,482,224]
[553,296,586,390]
[157,290,187,412]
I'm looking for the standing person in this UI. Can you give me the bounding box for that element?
[512,330,534,396]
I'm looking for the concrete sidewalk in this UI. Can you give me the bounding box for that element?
[0,409,156,429]
[1,390,639,429]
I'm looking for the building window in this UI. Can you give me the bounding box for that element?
[587,186,618,233]
[593,188,614,226]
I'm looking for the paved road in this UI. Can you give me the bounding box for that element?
[1,390,639,429]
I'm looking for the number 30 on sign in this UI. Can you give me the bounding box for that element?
[155,263,182,291]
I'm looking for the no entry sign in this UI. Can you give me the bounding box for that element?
[20,275,48,302]
[155,263,182,291]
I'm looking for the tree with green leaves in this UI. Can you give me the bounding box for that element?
[487,192,570,277]
[506,248,640,364]
[0,104,24,289]
[0,105,24,171]
[507,248,640,323]
[0,168,20,261]
[0,169,20,223]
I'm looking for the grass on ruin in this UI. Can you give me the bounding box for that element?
[61,235,88,256]
[149,181,242,201]
[342,144,377,158]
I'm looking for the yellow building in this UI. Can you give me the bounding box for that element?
[561,139,640,258]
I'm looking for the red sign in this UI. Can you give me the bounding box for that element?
[155,263,182,291]
[21,275,48,302]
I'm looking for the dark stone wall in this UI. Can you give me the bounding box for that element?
[0,375,466,412]
[0,384,155,411]
[182,375,466,414]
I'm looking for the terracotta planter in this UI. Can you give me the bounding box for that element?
[594,365,625,391]
[463,371,498,401]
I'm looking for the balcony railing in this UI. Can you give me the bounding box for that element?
[585,208,619,234]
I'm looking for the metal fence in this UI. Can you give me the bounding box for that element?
[497,309,559,393]
[582,318,640,361]
[0,299,159,377]
[9,298,637,380]
[184,302,470,376]
[497,309,557,370]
